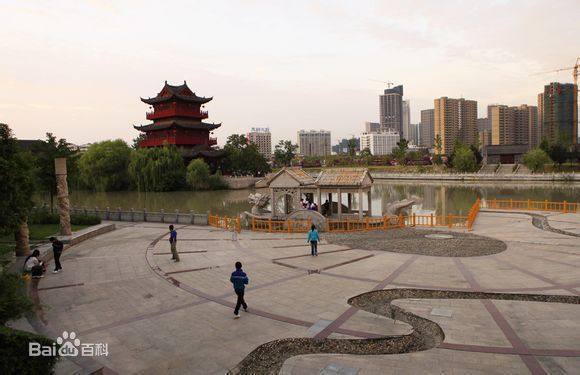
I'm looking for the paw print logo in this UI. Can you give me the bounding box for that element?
[57,331,81,357]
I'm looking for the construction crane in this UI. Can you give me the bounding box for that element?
[532,57,579,86]
[368,79,394,88]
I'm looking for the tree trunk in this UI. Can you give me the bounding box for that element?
[14,219,31,257]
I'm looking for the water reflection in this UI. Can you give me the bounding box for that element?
[38,181,579,217]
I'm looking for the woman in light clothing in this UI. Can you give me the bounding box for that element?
[307,224,319,256]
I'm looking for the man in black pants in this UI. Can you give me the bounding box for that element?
[49,237,64,273]
[229,261,249,318]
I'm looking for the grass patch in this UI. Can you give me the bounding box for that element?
[0,224,90,257]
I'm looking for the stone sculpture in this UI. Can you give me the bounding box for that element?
[55,158,72,236]
[248,193,270,215]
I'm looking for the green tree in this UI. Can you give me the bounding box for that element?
[223,134,270,176]
[274,140,298,167]
[548,144,568,165]
[452,145,478,172]
[128,145,185,192]
[392,138,409,164]
[0,124,35,237]
[433,134,443,165]
[78,140,131,191]
[347,137,357,157]
[186,158,211,190]
[30,133,80,211]
[523,148,552,173]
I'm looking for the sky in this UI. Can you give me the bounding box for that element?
[1,0,579,146]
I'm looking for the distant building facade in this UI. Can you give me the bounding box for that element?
[379,85,404,133]
[402,100,411,140]
[360,130,400,156]
[479,129,492,150]
[332,138,360,154]
[420,109,434,148]
[477,117,490,131]
[541,82,578,145]
[247,127,272,157]
[434,97,478,155]
[297,130,331,157]
[408,123,420,146]
[364,122,381,133]
[489,104,537,149]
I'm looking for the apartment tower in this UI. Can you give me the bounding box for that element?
[379,85,404,133]
[297,130,331,157]
[420,109,434,148]
[434,97,478,155]
[246,127,272,157]
[541,82,578,145]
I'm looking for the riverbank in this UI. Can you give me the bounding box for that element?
[370,172,579,181]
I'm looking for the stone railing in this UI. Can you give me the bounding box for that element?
[370,172,579,181]
[34,205,208,225]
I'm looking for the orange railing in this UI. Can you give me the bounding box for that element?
[466,199,480,230]
[208,214,241,232]
[251,218,312,233]
[482,199,577,213]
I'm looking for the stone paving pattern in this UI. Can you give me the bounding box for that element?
[14,210,580,374]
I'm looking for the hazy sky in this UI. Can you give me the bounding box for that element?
[2,0,579,146]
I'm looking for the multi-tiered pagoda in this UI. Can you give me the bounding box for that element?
[134,81,223,164]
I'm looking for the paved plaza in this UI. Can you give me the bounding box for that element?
[13,211,580,374]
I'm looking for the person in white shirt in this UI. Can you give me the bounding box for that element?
[24,250,44,278]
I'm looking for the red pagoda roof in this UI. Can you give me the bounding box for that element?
[141,81,213,105]
[134,120,221,132]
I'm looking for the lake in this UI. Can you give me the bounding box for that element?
[39,180,579,217]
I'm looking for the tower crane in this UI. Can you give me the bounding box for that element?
[368,79,394,88]
[532,57,579,86]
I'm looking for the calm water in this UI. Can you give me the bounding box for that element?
[40,181,579,217]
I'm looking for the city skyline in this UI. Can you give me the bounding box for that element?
[1,0,579,146]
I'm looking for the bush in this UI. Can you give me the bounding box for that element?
[0,272,32,324]
[452,146,478,172]
[0,326,59,375]
[186,159,211,190]
[28,209,101,226]
[523,148,552,173]
[208,174,228,190]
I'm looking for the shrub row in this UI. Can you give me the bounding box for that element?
[29,209,101,226]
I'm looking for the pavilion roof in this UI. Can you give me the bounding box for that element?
[134,120,221,132]
[315,168,373,187]
[141,81,213,105]
[268,167,316,186]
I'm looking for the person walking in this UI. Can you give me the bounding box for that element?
[169,225,180,262]
[49,236,64,273]
[230,261,249,319]
[307,224,319,256]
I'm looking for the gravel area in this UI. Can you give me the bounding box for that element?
[325,228,506,257]
[228,288,579,375]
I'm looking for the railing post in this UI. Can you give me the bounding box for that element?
[398,214,403,228]
[412,213,416,227]
[131,208,135,222]
[106,207,110,220]
[288,220,292,234]
[190,210,195,224]
[365,217,369,230]
[448,214,452,228]
[175,209,179,223]
[143,208,147,222]
[493,199,497,209]
[544,200,548,211]
[430,213,434,227]
[268,218,272,233]
[509,199,513,210]
[252,217,255,231]
[527,199,531,210]
[563,201,567,213]
[161,209,165,223]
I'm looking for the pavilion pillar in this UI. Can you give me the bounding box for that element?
[337,189,342,218]
[358,188,364,220]
[55,158,72,236]
[367,190,372,217]
[317,188,322,209]
[328,193,332,216]
[270,189,276,218]
[347,193,352,213]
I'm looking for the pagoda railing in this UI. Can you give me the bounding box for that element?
[139,135,214,147]
[146,108,208,120]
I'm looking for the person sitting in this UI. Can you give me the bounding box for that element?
[300,199,308,209]
[24,250,45,279]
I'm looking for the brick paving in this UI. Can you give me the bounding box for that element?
[16,212,580,374]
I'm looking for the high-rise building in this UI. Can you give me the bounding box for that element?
[541,82,578,145]
[247,127,272,157]
[479,129,492,150]
[419,109,434,148]
[402,100,411,140]
[489,105,537,149]
[527,105,540,148]
[379,85,403,133]
[332,138,360,154]
[477,117,490,131]
[434,97,478,155]
[360,130,400,156]
[408,123,420,146]
[537,93,544,141]
[364,122,381,133]
[297,130,331,157]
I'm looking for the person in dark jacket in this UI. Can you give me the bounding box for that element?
[230,261,249,318]
[168,225,179,262]
[49,237,64,273]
